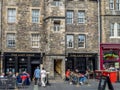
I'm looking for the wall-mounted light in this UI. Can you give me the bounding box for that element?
[65,58,67,61]
[9,58,12,61]
[21,58,25,61]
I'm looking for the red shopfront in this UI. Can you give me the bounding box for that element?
[100,44,120,70]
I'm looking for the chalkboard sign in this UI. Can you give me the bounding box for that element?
[98,75,114,90]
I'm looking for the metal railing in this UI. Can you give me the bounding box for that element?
[0,77,16,89]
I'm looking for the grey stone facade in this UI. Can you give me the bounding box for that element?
[100,0,120,43]
[2,0,45,52]
[65,0,99,54]
[0,0,99,79]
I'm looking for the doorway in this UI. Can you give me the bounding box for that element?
[54,59,62,78]
[31,64,39,80]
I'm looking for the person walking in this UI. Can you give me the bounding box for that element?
[34,66,41,85]
[41,67,47,87]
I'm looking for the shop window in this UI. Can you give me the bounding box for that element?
[6,57,15,74]
[18,58,27,73]
[103,50,119,61]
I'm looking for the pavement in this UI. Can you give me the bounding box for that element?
[0,79,120,90]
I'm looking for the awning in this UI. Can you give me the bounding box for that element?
[101,44,120,49]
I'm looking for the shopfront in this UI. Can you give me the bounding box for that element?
[3,52,42,78]
[100,44,120,70]
[66,53,98,74]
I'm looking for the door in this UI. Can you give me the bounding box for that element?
[31,64,39,80]
[54,59,62,75]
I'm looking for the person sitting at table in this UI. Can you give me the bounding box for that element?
[65,69,71,81]
[69,71,78,85]
[78,73,87,85]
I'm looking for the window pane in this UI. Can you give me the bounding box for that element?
[117,23,120,36]
[8,8,16,23]
[116,0,120,10]
[78,35,85,48]
[53,0,60,6]
[54,24,60,31]
[110,23,114,36]
[78,11,85,23]
[31,34,40,48]
[32,9,40,23]
[109,0,114,9]
[67,35,73,48]
[66,11,73,24]
[7,33,16,47]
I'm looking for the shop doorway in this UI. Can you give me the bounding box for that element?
[54,59,62,78]
[31,64,40,80]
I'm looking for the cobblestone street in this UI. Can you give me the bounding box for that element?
[4,79,119,90]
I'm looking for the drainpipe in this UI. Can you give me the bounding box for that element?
[0,0,3,73]
[97,0,101,70]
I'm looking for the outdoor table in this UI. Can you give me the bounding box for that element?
[102,71,117,83]
[95,70,104,79]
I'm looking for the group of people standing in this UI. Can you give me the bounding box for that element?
[65,69,88,85]
[34,66,47,87]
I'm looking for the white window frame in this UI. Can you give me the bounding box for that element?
[78,35,85,48]
[32,9,40,23]
[54,24,60,31]
[116,0,120,10]
[66,35,74,48]
[78,11,85,24]
[110,23,114,36]
[6,33,16,47]
[31,34,40,48]
[117,23,120,36]
[53,20,60,31]
[110,23,120,38]
[53,0,61,6]
[109,0,114,10]
[66,11,73,24]
[7,8,16,23]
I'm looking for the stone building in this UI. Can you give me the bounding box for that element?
[64,0,99,78]
[0,0,99,79]
[100,0,120,70]
[1,0,45,78]
[43,0,66,79]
